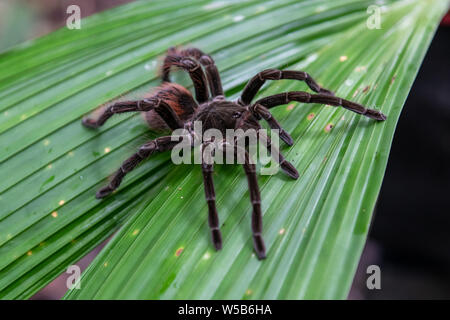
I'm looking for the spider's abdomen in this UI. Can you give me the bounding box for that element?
[143,82,196,130]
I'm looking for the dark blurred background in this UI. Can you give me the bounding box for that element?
[0,0,131,52]
[350,23,450,300]
[1,0,448,300]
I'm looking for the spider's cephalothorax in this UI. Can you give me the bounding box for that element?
[192,99,252,133]
[82,47,386,259]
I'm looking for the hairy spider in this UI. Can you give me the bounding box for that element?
[82,47,386,259]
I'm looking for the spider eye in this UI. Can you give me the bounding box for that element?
[232,112,242,118]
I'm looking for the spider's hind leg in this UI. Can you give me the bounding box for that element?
[96,136,182,198]
[82,97,183,130]
[82,99,154,129]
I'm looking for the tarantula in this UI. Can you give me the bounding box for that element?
[82,47,386,259]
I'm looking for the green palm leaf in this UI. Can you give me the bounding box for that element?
[0,0,447,299]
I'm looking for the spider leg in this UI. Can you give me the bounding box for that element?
[162,47,224,98]
[255,91,387,121]
[239,69,334,105]
[182,48,224,98]
[96,136,182,198]
[257,130,299,179]
[251,103,294,146]
[235,114,298,179]
[161,50,209,103]
[82,97,183,130]
[201,143,222,250]
[221,143,266,260]
[241,146,266,260]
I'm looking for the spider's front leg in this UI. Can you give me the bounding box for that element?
[201,142,222,250]
[96,135,182,198]
[250,103,294,146]
[236,113,298,179]
[161,53,209,103]
[255,91,387,121]
[162,47,224,99]
[220,143,266,260]
[239,145,266,259]
[239,69,335,106]
[257,130,299,180]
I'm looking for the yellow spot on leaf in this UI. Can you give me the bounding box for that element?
[43,139,50,146]
[132,229,139,236]
[203,252,211,260]
[345,79,354,86]
[324,123,334,132]
[286,104,295,111]
[51,211,58,218]
[279,228,286,235]
[27,251,32,256]
[256,6,266,13]
[339,55,348,62]
[391,75,397,84]
[233,15,245,22]
[307,113,315,121]
[175,247,184,257]
[104,147,111,153]
[59,200,65,206]
[315,5,327,13]
[245,289,253,295]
